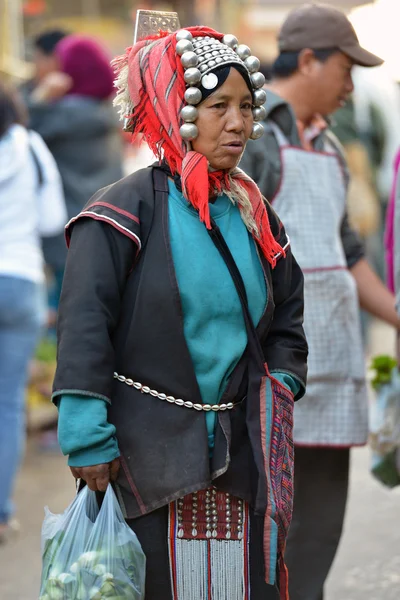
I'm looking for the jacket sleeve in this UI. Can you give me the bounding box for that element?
[262,205,308,399]
[52,218,137,403]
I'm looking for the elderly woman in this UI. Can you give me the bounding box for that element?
[53,26,308,600]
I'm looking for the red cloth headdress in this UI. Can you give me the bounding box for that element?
[112,26,284,267]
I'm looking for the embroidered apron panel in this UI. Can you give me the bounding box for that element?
[268,122,367,445]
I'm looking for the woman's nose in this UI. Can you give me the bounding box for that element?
[226,108,245,132]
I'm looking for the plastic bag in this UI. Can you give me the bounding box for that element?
[369,367,400,488]
[39,484,146,600]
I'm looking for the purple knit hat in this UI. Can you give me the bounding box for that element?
[55,35,114,100]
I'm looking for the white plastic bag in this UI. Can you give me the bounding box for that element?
[39,485,146,599]
[369,367,400,488]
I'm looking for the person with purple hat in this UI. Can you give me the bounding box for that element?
[241,3,400,599]
[27,35,124,316]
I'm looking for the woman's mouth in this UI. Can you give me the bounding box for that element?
[224,141,244,154]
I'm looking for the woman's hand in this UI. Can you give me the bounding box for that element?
[31,72,73,102]
[70,458,120,492]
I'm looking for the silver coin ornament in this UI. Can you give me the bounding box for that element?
[201,73,218,90]
[250,122,264,140]
[253,106,267,122]
[236,44,251,61]
[245,55,261,74]
[181,51,198,69]
[184,67,202,85]
[176,39,194,56]
[180,123,199,141]
[176,30,193,42]
[222,34,239,49]
[250,72,266,89]
[253,89,267,106]
[184,87,202,105]
[181,105,199,123]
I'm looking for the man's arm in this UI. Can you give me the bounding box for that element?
[351,258,400,328]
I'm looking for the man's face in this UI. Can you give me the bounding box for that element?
[33,48,59,82]
[309,51,354,115]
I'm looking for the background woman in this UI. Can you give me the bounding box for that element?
[0,82,66,542]
[27,34,124,315]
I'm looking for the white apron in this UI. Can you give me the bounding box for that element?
[269,122,368,446]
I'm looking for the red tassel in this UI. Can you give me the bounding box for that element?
[182,152,211,229]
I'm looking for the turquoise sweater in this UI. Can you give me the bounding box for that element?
[58,181,299,466]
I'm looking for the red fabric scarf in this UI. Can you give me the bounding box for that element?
[113,26,284,267]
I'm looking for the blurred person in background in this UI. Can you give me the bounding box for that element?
[332,65,400,282]
[385,149,400,317]
[26,35,124,324]
[0,82,66,542]
[241,3,400,599]
[20,29,69,100]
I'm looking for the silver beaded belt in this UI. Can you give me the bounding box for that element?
[113,372,235,412]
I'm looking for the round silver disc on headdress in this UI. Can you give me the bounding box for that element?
[222,34,238,49]
[176,30,193,42]
[181,105,199,123]
[253,106,267,122]
[253,89,267,107]
[181,51,199,69]
[176,39,194,56]
[184,67,202,85]
[236,44,251,61]
[245,56,261,74]
[251,72,266,89]
[185,87,202,105]
[201,73,218,90]
[250,122,264,140]
[180,123,199,140]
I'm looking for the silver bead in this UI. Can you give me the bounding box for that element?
[176,39,194,56]
[204,53,212,60]
[180,123,198,140]
[215,57,223,64]
[184,67,202,85]
[253,106,267,122]
[236,44,251,60]
[245,55,261,74]
[251,71,266,89]
[253,89,267,107]
[223,34,239,49]
[181,51,198,69]
[176,29,193,42]
[199,64,208,73]
[208,60,216,68]
[250,122,264,140]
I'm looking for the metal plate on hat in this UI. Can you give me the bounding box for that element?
[202,73,218,90]
[134,9,181,43]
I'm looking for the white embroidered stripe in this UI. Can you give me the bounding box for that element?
[65,212,142,250]
[113,372,235,411]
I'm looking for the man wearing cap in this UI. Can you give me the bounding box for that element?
[241,3,400,599]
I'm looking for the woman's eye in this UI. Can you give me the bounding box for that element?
[212,102,225,109]
[241,103,252,110]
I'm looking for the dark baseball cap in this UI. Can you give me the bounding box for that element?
[278,3,383,67]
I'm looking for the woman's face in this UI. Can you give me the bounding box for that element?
[191,68,253,171]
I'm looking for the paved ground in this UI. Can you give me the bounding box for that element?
[0,321,399,599]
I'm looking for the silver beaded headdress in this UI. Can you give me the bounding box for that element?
[114,11,267,142]
[176,29,267,142]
